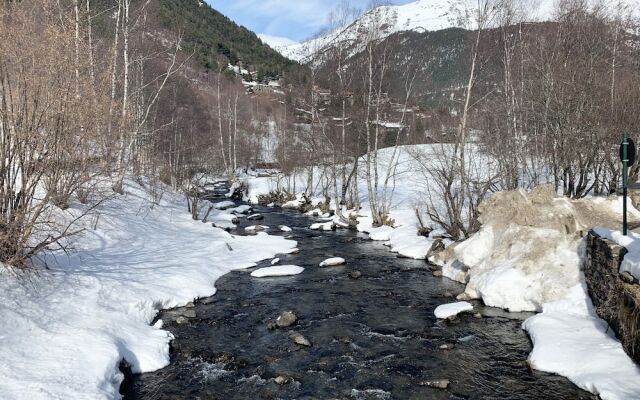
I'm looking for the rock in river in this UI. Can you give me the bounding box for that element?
[274,376,291,385]
[349,271,362,280]
[276,311,297,328]
[290,332,312,347]
[420,379,450,389]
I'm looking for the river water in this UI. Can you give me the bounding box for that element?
[125,205,595,400]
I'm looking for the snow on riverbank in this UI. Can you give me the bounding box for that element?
[435,185,640,399]
[0,180,296,399]
[593,227,640,280]
[523,284,640,400]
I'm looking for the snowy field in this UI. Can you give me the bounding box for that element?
[242,144,640,400]
[0,180,296,399]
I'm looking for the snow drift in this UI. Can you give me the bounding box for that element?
[434,185,640,399]
[435,185,636,312]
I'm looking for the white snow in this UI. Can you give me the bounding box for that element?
[250,265,304,278]
[282,199,304,209]
[211,220,236,230]
[523,284,640,400]
[245,225,269,232]
[279,225,292,232]
[0,179,296,399]
[213,200,235,210]
[593,228,640,280]
[434,302,474,319]
[436,188,627,312]
[319,257,346,267]
[310,221,335,231]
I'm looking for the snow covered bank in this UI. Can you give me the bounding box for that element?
[523,284,640,400]
[0,180,296,399]
[434,185,640,399]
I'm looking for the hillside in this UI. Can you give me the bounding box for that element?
[93,0,296,80]
[155,0,296,78]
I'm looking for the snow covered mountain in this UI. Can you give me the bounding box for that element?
[275,0,635,62]
[278,0,456,61]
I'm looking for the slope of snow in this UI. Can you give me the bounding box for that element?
[0,180,296,399]
[278,0,519,61]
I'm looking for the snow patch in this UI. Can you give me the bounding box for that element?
[250,265,304,277]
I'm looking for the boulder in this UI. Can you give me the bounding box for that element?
[289,332,311,347]
[419,379,450,390]
[276,311,297,328]
[274,376,291,385]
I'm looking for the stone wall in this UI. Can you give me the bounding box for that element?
[585,231,640,364]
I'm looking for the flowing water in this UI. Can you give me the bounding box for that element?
[125,205,595,400]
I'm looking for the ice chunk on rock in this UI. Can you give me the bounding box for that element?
[319,257,346,267]
[250,265,304,277]
[310,221,335,231]
[244,225,269,233]
[230,205,252,214]
[434,302,473,319]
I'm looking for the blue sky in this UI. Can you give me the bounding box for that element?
[207,0,414,42]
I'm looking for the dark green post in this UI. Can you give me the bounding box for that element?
[623,131,629,236]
